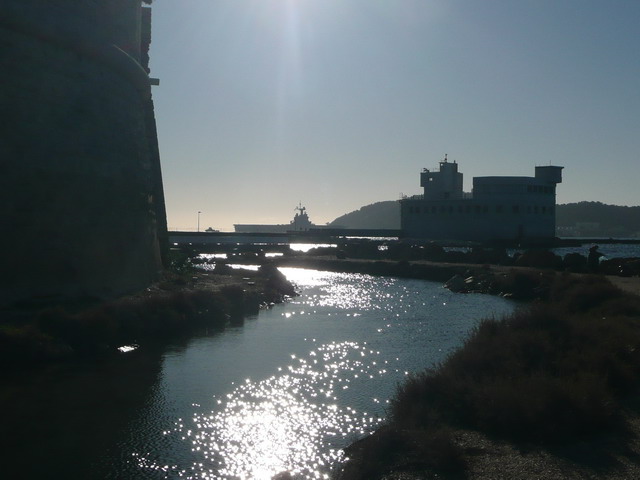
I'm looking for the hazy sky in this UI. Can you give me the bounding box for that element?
[148,0,639,231]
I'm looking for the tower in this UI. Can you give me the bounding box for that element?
[0,0,167,306]
[420,155,464,200]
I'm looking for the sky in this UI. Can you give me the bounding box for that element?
[148,0,640,231]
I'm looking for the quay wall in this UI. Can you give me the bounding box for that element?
[0,0,166,306]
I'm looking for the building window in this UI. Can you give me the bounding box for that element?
[496,205,503,213]
[542,206,547,214]
[513,205,520,214]
[534,206,539,213]
[483,205,488,213]
[466,205,472,213]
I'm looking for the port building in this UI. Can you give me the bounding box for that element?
[400,156,563,242]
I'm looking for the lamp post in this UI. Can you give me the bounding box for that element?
[197,211,202,232]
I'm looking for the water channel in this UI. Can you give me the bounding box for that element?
[4,268,516,479]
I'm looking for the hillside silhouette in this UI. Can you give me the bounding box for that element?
[328,201,400,229]
[330,200,640,237]
[556,202,640,237]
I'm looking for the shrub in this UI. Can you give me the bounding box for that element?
[337,426,464,480]
[492,269,555,300]
[563,253,587,272]
[167,248,194,275]
[550,274,625,313]
[37,307,117,355]
[260,264,297,298]
[390,285,640,444]
[0,324,71,364]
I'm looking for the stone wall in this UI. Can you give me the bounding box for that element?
[0,0,166,306]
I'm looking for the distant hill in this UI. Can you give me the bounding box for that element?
[330,200,640,238]
[557,202,640,237]
[329,201,400,229]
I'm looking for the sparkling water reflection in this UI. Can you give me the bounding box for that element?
[140,342,387,479]
[128,268,515,479]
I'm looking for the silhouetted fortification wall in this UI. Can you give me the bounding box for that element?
[0,0,167,306]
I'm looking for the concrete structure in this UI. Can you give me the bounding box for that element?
[0,0,167,306]
[400,156,563,242]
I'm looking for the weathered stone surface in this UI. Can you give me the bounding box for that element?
[0,0,165,306]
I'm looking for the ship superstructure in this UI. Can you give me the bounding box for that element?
[234,204,318,234]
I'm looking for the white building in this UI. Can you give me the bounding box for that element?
[400,156,563,242]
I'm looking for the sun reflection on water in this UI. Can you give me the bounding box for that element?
[136,341,391,479]
[280,268,399,311]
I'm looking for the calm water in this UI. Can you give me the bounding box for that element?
[551,243,640,260]
[442,243,640,260]
[97,268,515,479]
